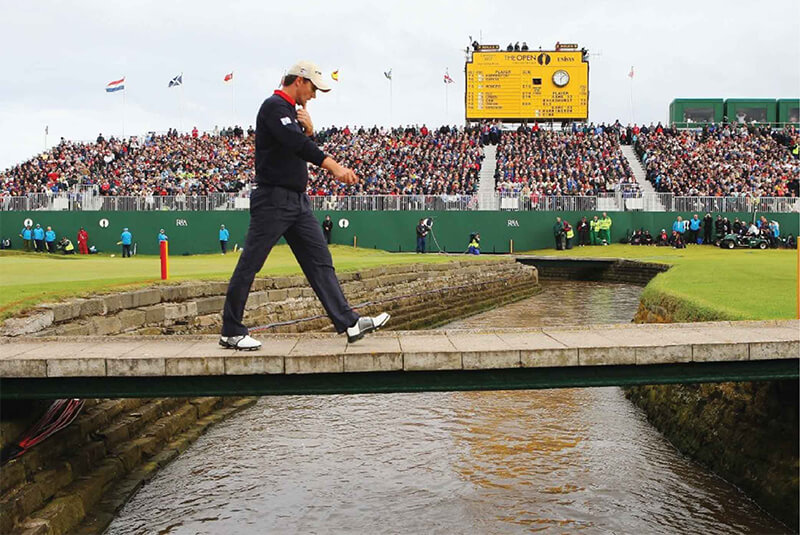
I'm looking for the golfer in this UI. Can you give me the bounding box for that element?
[219,60,388,350]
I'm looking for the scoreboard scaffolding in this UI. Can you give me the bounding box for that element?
[465,46,589,122]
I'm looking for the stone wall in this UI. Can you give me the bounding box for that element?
[516,257,669,286]
[629,302,799,530]
[2,259,539,337]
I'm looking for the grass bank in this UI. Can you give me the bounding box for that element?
[529,245,799,320]
[0,247,496,321]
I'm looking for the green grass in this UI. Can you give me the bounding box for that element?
[0,247,498,320]
[527,245,799,320]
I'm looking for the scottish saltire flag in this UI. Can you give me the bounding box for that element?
[383,69,392,80]
[168,74,183,87]
[223,72,233,83]
[443,72,454,84]
[106,77,125,92]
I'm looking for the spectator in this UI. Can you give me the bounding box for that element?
[322,215,333,245]
[77,227,89,254]
[19,223,32,251]
[219,224,230,254]
[688,214,701,244]
[468,232,480,254]
[577,216,590,246]
[671,216,685,244]
[33,224,45,252]
[120,227,132,258]
[45,226,56,253]
[553,216,564,250]
[703,213,713,245]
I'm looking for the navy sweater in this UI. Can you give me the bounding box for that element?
[254,92,327,192]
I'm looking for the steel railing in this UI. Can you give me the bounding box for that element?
[2,192,798,213]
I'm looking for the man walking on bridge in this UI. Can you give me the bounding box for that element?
[219,61,389,351]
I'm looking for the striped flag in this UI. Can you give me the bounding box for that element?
[444,72,454,84]
[168,74,183,88]
[223,72,233,83]
[105,77,125,93]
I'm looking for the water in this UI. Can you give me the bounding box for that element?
[107,282,788,534]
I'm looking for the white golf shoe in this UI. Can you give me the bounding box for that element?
[219,334,262,351]
[346,313,391,343]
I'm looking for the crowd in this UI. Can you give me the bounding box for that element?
[307,124,482,196]
[2,121,799,201]
[494,123,638,197]
[0,128,254,198]
[635,123,800,197]
[552,211,793,251]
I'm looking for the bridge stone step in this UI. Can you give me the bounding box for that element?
[0,321,796,380]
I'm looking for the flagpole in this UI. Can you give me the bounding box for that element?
[232,73,236,126]
[180,79,184,133]
[122,81,126,139]
[44,126,48,152]
[629,67,635,124]
[390,78,393,126]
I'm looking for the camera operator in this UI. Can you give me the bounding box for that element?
[416,218,429,253]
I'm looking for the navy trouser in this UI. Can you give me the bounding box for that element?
[416,237,426,253]
[221,185,359,337]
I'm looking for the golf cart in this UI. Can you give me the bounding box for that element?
[718,233,769,250]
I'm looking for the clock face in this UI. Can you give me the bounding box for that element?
[553,70,570,87]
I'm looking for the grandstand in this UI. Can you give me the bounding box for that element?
[1,121,798,214]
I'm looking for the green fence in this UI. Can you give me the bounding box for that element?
[2,211,798,256]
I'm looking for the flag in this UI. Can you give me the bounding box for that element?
[628,66,634,78]
[384,69,392,80]
[168,74,183,87]
[444,72,454,84]
[106,77,125,92]
[45,125,48,135]
[331,70,339,81]
[223,72,233,83]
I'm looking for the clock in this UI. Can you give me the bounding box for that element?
[552,70,570,87]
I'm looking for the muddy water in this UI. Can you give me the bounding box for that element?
[107,281,787,534]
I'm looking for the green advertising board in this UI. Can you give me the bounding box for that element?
[2,210,798,256]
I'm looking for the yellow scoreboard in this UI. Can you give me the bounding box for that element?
[465,50,589,121]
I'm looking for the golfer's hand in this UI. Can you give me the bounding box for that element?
[321,156,359,185]
[333,165,358,184]
[296,105,314,136]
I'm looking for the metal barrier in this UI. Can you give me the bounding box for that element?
[1,193,798,213]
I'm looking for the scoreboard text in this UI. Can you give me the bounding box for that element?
[465,51,589,121]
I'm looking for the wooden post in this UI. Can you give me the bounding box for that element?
[510,239,514,254]
[160,241,169,280]
[353,235,357,248]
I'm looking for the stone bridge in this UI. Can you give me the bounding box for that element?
[1,320,797,399]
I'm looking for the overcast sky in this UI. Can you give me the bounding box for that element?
[1,0,798,170]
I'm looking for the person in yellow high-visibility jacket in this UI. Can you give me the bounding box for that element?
[599,212,613,245]
[589,215,600,245]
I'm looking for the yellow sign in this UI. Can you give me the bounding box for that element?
[465,51,589,120]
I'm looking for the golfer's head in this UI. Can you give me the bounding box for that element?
[284,61,330,106]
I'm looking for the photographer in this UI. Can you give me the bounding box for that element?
[416,218,429,253]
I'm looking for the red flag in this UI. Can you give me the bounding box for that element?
[223,72,234,83]
[628,66,634,78]
[443,72,454,84]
